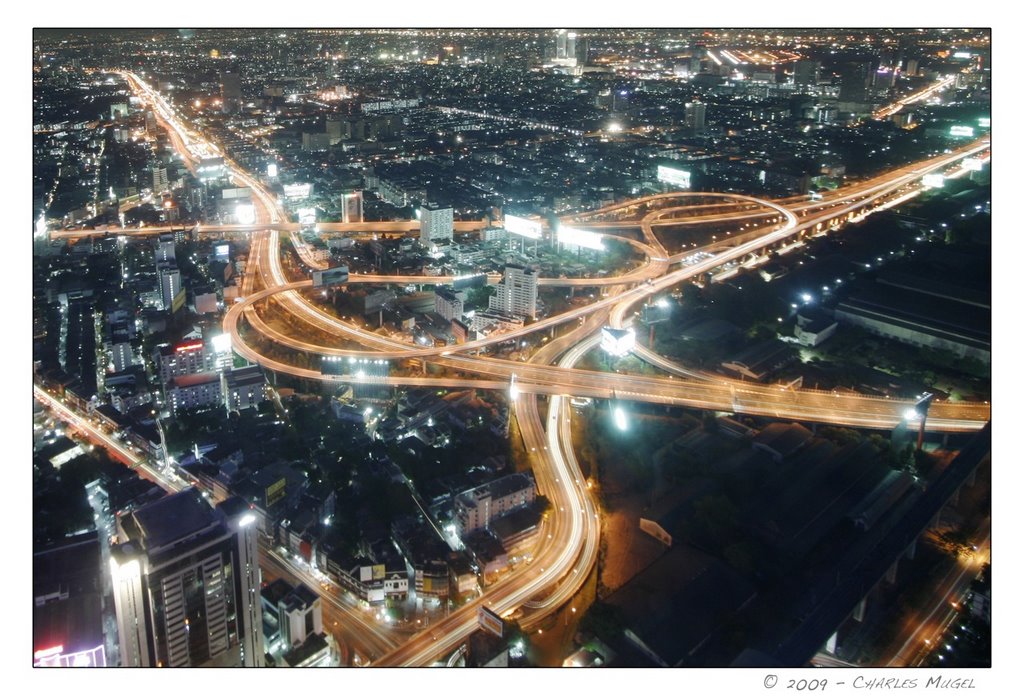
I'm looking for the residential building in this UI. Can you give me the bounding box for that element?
[167,372,223,413]
[489,264,538,319]
[223,365,268,412]
[454,473,536,536]
[419,206,454,244]
[434,288,465,322]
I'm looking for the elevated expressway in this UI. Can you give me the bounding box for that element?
[117,71,988,665]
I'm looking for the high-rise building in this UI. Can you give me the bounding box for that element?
[220,71,242,114]
[419,206,453,244]
[556,30,568,59]
[157,262,182,312]
[839,61,872,103]
[110,490,264,667]
[905,58,919,77]
[793,60,820,88]
[342,191,363,224]
[156,234,176,263]
[489,264,538,319]
[151,164,169,194]
[685,102,707,132]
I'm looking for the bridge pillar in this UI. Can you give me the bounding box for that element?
[885,560,899,585]
[826,631,838,655]
[943,432,950,449]
[906,538,917,561]
[966,468,977,488]
[853,597,867,623]
[949,486,960,507]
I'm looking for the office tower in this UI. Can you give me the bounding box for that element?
[576,36,590,65]
[685,102,706,132]
[155,234,176,263]
[839,61,872,103]
[220,71,242,114]
[905,58,919,76]
[566,32,577,61]
[556,30,568,59]
[157,263,181,312]
[110,490,264,667]
[793,60,820,88]
[419,206,454,244]
[489,264,538,319]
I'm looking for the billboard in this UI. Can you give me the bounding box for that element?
[235,203,256,225]
[949,125,975,138]
[657,165,692,189]
[297,207,317,225]
[215,243,231,259]
[267,163,278,178]
[266,477,286,506]
[558,226,605,251]
[284,183,312,199]
[504,214,542,240]
[600,327,636,357]
[478,607,504,638]
[210,333,232,354]
[312,266,350,288]
[963,158,984,172]
[922,174,945,189]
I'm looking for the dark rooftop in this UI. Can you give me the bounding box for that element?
[130,487,220,551]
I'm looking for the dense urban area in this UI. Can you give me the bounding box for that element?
[32,27,990,671]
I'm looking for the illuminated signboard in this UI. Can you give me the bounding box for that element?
[953,52,972,59]
[235,203,256,225]
[265,477,286,506]
[949,125,975,138]
[600,327,636,357]
[978,117,990,128]
[267,163,278,178]
[922,174,945,189]
[312,266,350,288]
[175,340,204,353]
[503,214,542,240]
[211,333,232,354]
[297,207,317,225]
[657,165,692,189]
[478,607,505,638]
[284,183,312,199]
[558,226,605,251]
[215,243,230,259]
[34,644,106,668]
[963,158,984,172]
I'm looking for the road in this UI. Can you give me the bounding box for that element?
[114,70,990,667]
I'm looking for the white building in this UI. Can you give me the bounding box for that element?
[157,262,182,312]
[434,288,465,322]
[222,365,268,412]
[151,165,169,194]
[419,206,454,244]
[489,264,538,319]
[454,473,536,536]
[167,372,223,413]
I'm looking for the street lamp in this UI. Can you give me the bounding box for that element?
[903,392,934,451]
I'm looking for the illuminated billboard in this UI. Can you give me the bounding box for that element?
[657,165,692,189]
[600,327,635,357]
[963,158,984,172]
[504,214,542,240]
[922,174,945,189]
[34,644,107,668]
[284,183,312,199]
[312,266,350,288]
[949,125,975,138]
[978,117,990,128]
[478,607,504,638]
[211,333,232,354]
[297,207,317,225]
[215,243,230,259]
[267,163,278,178]
[558,226,605,251]
[235,203,256,225]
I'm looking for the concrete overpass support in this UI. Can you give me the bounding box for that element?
[825,631,838,655]
[966,468,976,488]
[885,560,899,585]
[905,538,917,561]
[852,597,867,623]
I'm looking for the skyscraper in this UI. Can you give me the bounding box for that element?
[489,265,538,319]
[556,30,568,59]
[419,206,454,244]
[839,61,872,103]
[685,102,707,132]
[220,71,242,114]
[151,164,169,194]
[793,60,820,88]
[157,262,182,312]
[110,490,264,667]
